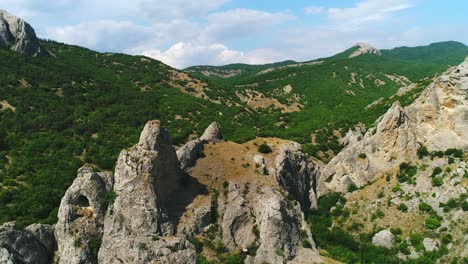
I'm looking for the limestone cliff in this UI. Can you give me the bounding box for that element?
[0,9,48,56]
[318,57,468,196]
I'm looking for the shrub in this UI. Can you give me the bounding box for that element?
[377,191,385,198]
[358,153,367,159]
[462,201,468,211]
[390,227,402,235]
[392,184,401,192]
[432,178,443,187]
[446,198,458,208]
[347,184,358,193]
[189,237,204,253]
[417,146,429,159]
[410,233,423,247]
[258,144,272,154]
[441,234,452,245]
[425,217,441,229]
[220,253,244,264]
[302,239,313,248]
[399,240,410,255]
[397,203,408,212]
[431,167,443,177]
[196,254,212,264]
[444,148,463,158]
[418,202,432,213]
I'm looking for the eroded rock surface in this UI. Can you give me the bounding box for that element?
[318,58,468,196]
[275,142,318,210]
[54,166,113,264]
[0,222,53,264]
[98,120,196,263]
[0,9,48,56]
[177,122,222,171]
[220,183,319,264]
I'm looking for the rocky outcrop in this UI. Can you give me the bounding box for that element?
[349,42,381,58]
[317,57,468,196]
[177,122,222,171]
[219,183,320,264]
[275,143,318,210]
[98,120,196,263]
[0,9,48,56]
[0,222,54,264]
[54,166,113,264]
[372,229,394,249]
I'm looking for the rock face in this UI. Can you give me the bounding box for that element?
[349,42,381,58]
[0,222,54,264]
[24,120,321,263]
[317,57,468,196]
[177,122,222,171]
[275,142,318,210]
[54,166,113,264]
[372,230,395,249]
[0,9,48,56]
[98,120,195,263]
[219,183,320,264]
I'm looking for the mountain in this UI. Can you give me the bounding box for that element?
[0,11,467,264]
[1,57,466,263]
[187,41,468,158]
[0,9,48,56]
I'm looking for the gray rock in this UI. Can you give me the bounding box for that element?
[177,122,222,171]
[372,230,394,249]
[54,165,113,264]
[25,224,56,254]
[318,56,468,196]
[423,237,439,252]
[275,142,318,210]
[219,183,316,264]
[0,225,51,264]
[0,9,48,56]
[98,120,196,263]
[200,122,222,142]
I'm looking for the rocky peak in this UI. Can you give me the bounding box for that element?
[177,121,222,171]
[200,121,222,142]
[0,9,48,56]
[317,57,468,196]
[349,42,381,58]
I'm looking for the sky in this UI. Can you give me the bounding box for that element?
[1,0,467,68]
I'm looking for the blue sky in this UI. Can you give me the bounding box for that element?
[1,0,467,68]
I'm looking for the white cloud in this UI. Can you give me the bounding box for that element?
[46,20,153,52]
[200,8,294,42]
[304,6,325,15]
[142,42,285,68]
[328,0,413,26]
[139,0,231,21]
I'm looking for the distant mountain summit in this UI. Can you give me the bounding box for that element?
[349,42,381,58]
[0,9,48,56]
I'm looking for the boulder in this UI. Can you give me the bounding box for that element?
[25,224,56,254]
[0,223,51,264]
[423,237,440,252]
[372,230,394,249]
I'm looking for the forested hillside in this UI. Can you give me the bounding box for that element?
[0,40,467,226]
